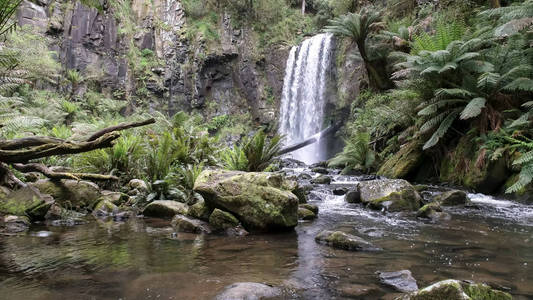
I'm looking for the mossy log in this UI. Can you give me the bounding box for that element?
[0,118,155,187]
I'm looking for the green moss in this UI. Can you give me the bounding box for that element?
[369,189,421,212]
[463,283,513,300]
[209,208,239,230]
[377,141,423,179]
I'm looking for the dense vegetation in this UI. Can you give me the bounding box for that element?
[327,0,532,195]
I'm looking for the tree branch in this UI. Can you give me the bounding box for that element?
[0,136,65,150]
[12,163,119,181]
[87,118,156,141]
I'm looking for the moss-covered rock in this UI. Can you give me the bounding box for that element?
[0,186,52,218]
[311,175,332,185]
[434,190,470,206]
[359,179,422,212]
[378,141,423,179]
[315,230,381,251]
[299,203,319,215]
[31,179,101,210]
[368,189,422,212]
[209,208,240,231]
[143,200,189,219]
[401,279,513,300]
[92,199,118,217]
[171,214,212,234]
[417,202,442,219]
[298,207,316,220]
[194,170,299,232]
[100,191,128,205]
[188,199,213,221]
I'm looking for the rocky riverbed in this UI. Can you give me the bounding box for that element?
[0,164,531,299]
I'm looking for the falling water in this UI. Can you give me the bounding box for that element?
[279,33,335,165]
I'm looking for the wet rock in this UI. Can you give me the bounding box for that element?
[359,179,422,211]
[31,179,101,209]
[44,204,85,221]
[298,207,316,220]
[378,270,418,292]
[400,279,512,300]
[209,208,240,231]
[225,224,249,236]
[2,215,30,233]
[100,190,128,205]
[188,199,213,221]
[299,203,318,214]
[143,200,189,218]
[215,282,281,300]
[345,189,361,203]
[194,170,298,232]
[0,186,52,219]
[298,173,312,180]
[27,202,53,221]
[336,284,379,298]
[311,167,329,174]
[282,179,308,204]
[171,214,212,234]
[92,199,118,217]
[435,190,471,206]
[167,188,188,203]
[315,230,381,251]
[417,202,442,218]
[129,179,149,193]
[333,187,348,195]
[311,175,332,185]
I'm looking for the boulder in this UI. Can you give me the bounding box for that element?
[311,167,329,174]
[194,170,299,231]
[1,215,30,233]
[333,187,348,195]
[128,179,149,193]
[434,190,470,206]
[215,282,281,300]
[187,199,213,221]
[299,203,319,215]
[417,202,442,218]
[92,199,118,217]
[399,279,512,300]
[311,175,332,185]
[378,270,418,293]
[377,141,423,179]
[31,179,101,209]
[0,186,52,219]
[142,200,188,218]
[100,191,128,205]
[315,230,381,251]
[298,207,316,220]
[209,208,240,231]
[171,214,212,234]
[359,179,422,212]
[345,189,361,203]
[44,204,85,221]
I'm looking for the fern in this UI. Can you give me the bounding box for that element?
[328,132,376,173]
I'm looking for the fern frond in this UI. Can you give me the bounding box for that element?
[460,97,486,120]
[423,110,460,149]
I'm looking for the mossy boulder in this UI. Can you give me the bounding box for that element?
[188,199,213,221]
[417,202,442,219]
[31,179,101,210]
[315,230,381,251]
[171,214,212,234]
[100,191,128,205]
[92,199,118,217]
[311,175,332,185]
[209,208,240,231]
[194,170,299,232]
[359,179,422,212]
[434,190,470,206]
[378,141,423,179]
[299,203,318,214]
[400,279,512,300]
[0,186,52,219]
[298,207,316,220]
[142,200,189,219]
[345,189,361,203]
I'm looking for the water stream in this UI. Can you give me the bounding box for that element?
[0,169,531,299]
[279,34,335,165]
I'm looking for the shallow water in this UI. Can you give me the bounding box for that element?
[1,175,532,299]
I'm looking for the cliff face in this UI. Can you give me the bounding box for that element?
[17,0,286,126]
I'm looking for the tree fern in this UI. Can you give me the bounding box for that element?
[480,0,533,36]
[411,20,467,54]
[328,132,376,173]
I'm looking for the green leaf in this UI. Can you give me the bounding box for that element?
[460,97,486,120]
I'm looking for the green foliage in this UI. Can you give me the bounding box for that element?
[480,0,533,36]
[223,130,282,172]
[0,0,22,37]
[411,20,467,54]
[505,136,533,193]
[166,163,204,193]
[206,114,232,132]
[328,131,376,173]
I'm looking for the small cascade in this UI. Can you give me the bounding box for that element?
[279,33,335,165]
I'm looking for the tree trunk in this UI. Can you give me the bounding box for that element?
[301,0,306,15]
[490,0,501,8]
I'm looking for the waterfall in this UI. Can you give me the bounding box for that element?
[279,33,335,165]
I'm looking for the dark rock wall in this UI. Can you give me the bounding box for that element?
[17,0,287,126]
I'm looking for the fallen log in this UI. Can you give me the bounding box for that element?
[87,118,155,141]
[12,163,119,181]
[277,121,343,156]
